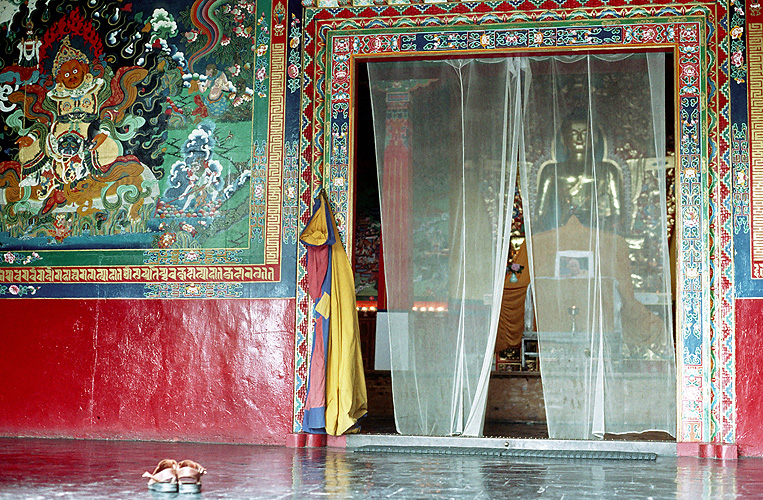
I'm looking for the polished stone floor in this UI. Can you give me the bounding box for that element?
[0,437,762,499]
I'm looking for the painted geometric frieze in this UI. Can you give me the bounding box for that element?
[748,21,763,278]
[0,0,285,297]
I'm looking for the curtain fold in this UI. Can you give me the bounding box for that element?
[369,58,525,436]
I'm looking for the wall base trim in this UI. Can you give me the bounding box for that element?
[677,442,738,460]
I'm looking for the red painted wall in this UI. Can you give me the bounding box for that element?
[0,298,294,445]
[736,299,763,457]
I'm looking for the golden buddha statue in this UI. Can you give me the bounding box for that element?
[535,109,624,233]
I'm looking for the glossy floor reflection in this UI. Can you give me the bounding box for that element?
[0,437,761,499]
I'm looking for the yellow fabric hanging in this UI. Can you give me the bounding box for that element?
[319,192,367,435]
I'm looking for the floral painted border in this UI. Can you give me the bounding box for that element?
[0,284,41,296]
[3,252,43,266]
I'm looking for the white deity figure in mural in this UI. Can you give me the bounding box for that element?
[162,122,225,218]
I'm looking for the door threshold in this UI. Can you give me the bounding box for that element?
[345,434,677,456]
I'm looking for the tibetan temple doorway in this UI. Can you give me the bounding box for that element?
[352,54,677,441]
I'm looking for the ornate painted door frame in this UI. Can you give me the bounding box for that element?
[295,2,734,445]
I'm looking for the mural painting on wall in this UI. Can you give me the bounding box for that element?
[0,0,272,295]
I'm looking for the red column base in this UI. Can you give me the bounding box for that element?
[285,433,345,448]
[285,433,307,448]
[305,433,327,447]
[677,442,738,460]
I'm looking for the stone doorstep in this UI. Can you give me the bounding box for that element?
[286,432,677,456]
[289,433,740,461]
[344,434,678,456]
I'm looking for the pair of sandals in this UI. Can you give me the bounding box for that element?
[142,459,207,493]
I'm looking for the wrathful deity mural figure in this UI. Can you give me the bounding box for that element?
[10,34,157,222]
[0,5,166,246]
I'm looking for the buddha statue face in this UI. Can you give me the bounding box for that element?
[56,59,88,90]
[562,119,590,161]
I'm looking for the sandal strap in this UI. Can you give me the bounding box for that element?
[143,466,177,484]
[177,461,206,483]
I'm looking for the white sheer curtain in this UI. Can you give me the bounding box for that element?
[521,53,675,439]
[368,53,675,439]
[368,58,526,436]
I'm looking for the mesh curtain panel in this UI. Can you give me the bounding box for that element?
[369,59,525,436]
[368,53,675,438]
[522,53,675,439]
